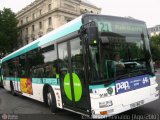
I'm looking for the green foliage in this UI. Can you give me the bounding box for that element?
[0,8,18,55]
[150,35,160,61]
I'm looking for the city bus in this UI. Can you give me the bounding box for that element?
[1,14,159,118]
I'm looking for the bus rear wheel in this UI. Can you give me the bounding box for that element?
[47,87,58,113]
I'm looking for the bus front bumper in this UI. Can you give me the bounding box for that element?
[90,84,159,119]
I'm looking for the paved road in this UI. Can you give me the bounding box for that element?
[0,72,160,120]
[0,88,81,120]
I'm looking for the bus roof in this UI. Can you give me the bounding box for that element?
[82,14,145,24]
[2,15,82,62]
[1,14,146,63]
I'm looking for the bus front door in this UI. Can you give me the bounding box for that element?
[58,38,90,115]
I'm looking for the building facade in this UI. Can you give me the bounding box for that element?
[148,25,160,37]
[16,0,101,47]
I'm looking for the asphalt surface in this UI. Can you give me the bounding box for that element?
[0,88,81,120]
[0,71,160,120]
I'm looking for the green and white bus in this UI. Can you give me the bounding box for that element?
[1,14,159,118]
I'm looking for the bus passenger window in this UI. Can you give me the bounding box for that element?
[44,64,56,78]
[58,42,68,75]
[70,38,84,76]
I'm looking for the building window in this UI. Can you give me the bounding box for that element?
[32,25,34,32]
[40,9,42,16]
[20,30,22,39]
[67,19,71,23]
[26,39,29,44]
[31,34,35,41]
[26,28,28,34]
[32,13,35,19]
[155,28,157,31]
[48,17,52,26]
[39,22,42,29]
[48,4,51,11]
[21,20,23,25]
[26,17,28,22]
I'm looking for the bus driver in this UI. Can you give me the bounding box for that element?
[113,53,125,68]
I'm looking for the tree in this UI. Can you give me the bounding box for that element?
[0,8,18,57]
[150,35,160,67]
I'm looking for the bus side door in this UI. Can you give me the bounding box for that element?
[58,37,90,115]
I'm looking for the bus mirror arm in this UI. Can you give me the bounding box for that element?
[79,21,99,45]
[86,26,99,45]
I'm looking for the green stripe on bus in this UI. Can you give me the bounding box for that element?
[43,78,59,85]
[32,78,60,85]
[2,20,82,62]
[5,77,20,81]
[89,83,115,89]
[3,77,60,86]
[2,42,39,62]
[32,78,43,84]
[38,21,82,46]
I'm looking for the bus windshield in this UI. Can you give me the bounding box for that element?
[86,15,153,83]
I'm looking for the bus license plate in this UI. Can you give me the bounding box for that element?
[130,100,144,109]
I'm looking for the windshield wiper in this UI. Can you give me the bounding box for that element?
[116,73,132,80]
[129,68,152,75]
[129,68,147,73]
[91,77,116,86]
[130,68,154,76]
[116,68,149,80]
[91,69,152,86]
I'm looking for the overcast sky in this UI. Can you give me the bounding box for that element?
[0,0,159,28]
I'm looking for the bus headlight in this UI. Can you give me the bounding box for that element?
[99,100,113,108]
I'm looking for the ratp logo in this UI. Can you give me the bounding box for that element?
[116,81,130,93]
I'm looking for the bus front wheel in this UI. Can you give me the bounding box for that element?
[47,87,58,113]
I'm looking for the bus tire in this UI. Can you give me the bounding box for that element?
[43,85,49,106]
[10,82,16,96]
[47,86,58,113]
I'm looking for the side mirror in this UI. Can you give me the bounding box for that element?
[86,26,99,45]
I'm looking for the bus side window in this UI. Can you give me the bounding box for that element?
[70,38,84,77]
[3,64,9,77]
[27,48,44,78]
[41,44,58,78]
[19,54,27,78]
[44,64,57,78]
[58,42,68,75]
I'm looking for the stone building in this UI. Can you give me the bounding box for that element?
[148,25,160,37]
[16,0,101,47]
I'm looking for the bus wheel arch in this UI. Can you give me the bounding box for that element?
[43,84,58,113]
